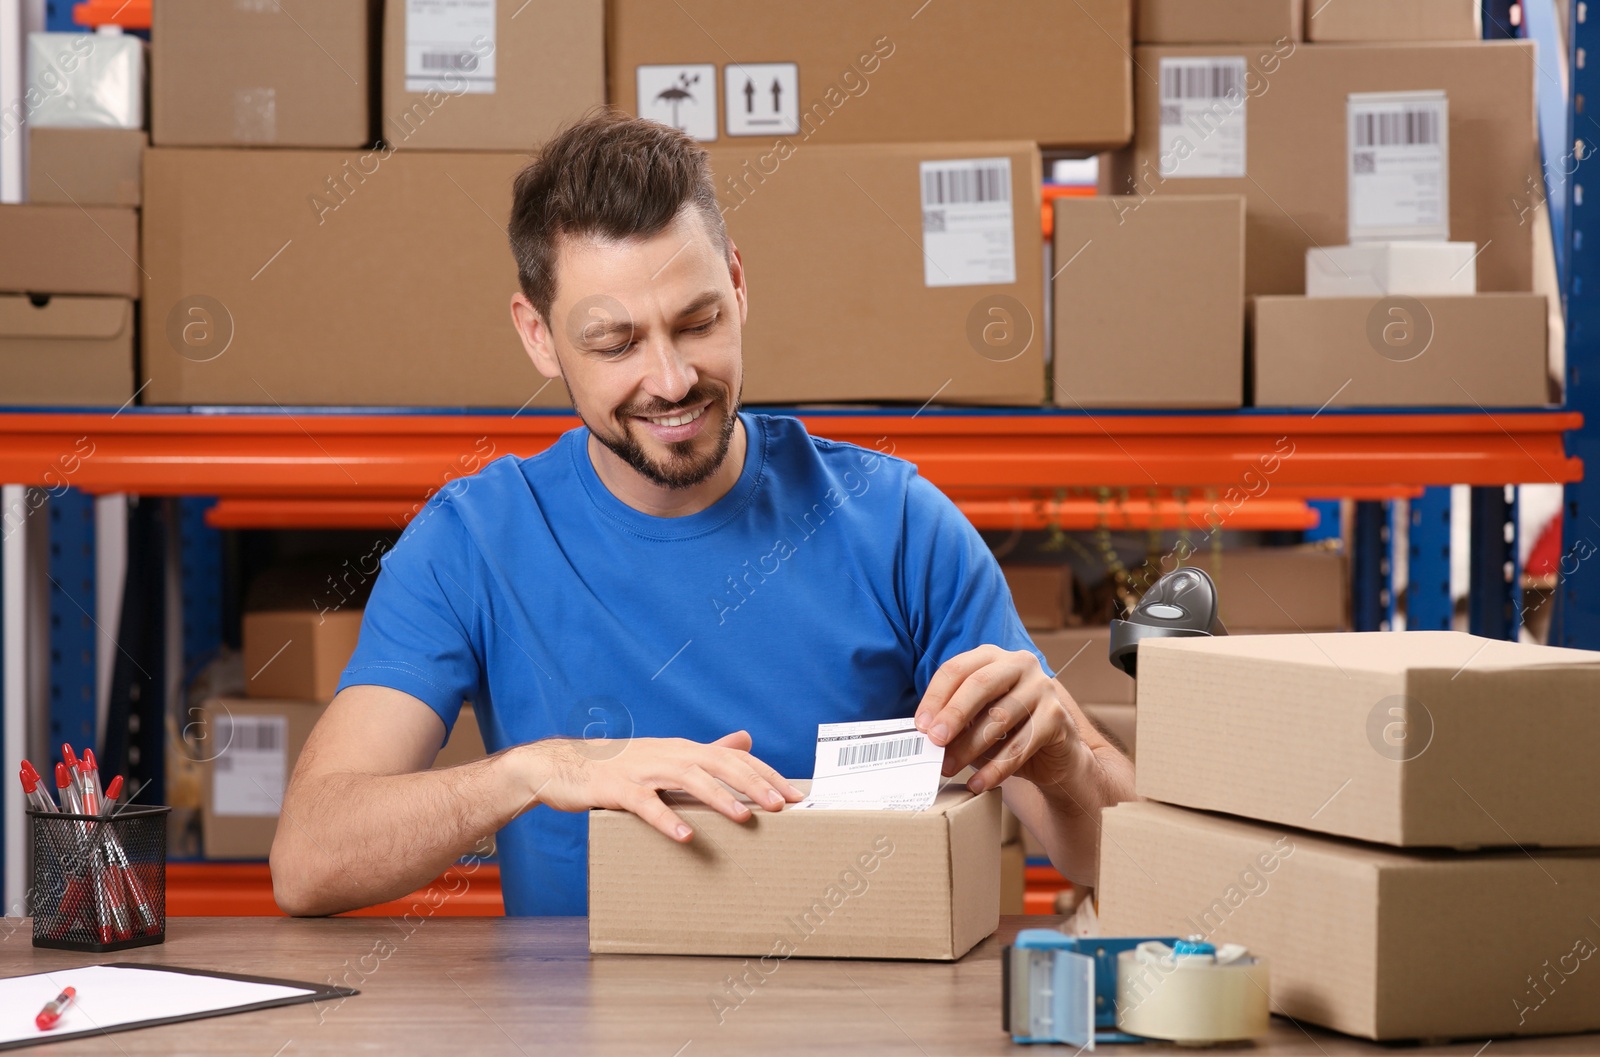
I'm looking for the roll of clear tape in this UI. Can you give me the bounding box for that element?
[1114,942,1271,1045]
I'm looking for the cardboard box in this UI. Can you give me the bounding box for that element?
[141,148,559,407]
[1307,241,1478,298]
[1307,0,1481,42]
[1000,840,1025,915]
[1053,195,1244,408]
[1031,627,1136,705]
[1135,631,1600,847]
[1002,564,1074,630]
[1110,42,1538,296]
[382,0,603,150]
[152,0,376,147]
[433,704,487,770]
[607,0,1130,149]
[0,205,139,297]
[27,128,145,207]
[1083,702,1136,757]
[242,610,365,701]
[1253,294,1549,408]
[1137,0,1300,43]
[1099,801,1600,1040]
[711,141,1045,404]
[1196,546,1349,630]
[0,295,133,405]
[589,785,1000,959]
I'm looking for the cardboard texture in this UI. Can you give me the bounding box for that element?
[1111,42,1538,296]
[0,205,139,297]
[0,295,133,405]
[1196,546,1349,630]
[153,0,377,147]
[382,0,603,151]
[242,610,365,701]
[589,785,1001,960]
[1135,631,1600,847]
[709,140,1045,404]
[1137,0,1301,43]
[1053,195,1244,408]
[1253,294,1550,408]
[141,148,559,407]
[1032,627,1136,705]
[999,840,1025,915]
[1099,801,1600,1040]
[1001,564,1074,630]
[1084,702,1136,758]
[1307,0,1481,42]
[27,128,145,207]
[607,0,1131,149]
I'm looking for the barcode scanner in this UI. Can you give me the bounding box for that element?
[1107,567,1228,679]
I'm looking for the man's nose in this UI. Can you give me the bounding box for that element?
[642,336,699,404]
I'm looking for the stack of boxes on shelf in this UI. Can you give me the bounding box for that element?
[1099,630,1600,1040]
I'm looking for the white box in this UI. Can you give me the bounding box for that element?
[1305,241,1477,298]
[26,28,144,129]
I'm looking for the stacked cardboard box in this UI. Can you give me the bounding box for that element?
[1098,631,1600,1040]
[1002,564,1075,630]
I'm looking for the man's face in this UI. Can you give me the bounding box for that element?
[517,207,747,491]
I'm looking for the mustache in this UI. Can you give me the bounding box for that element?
[621,384,724,419]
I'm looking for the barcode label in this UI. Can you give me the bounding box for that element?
[210,713,289,817]
[918,157,1016,287]
[1160,62,1243,102]
[405,0,496,95]
[921,164,1009,206]
[837,736,924,768]
[1353,108,1440,148]
[419,51,477,71]
[1347,91,1449,241]
[1157,57,1248,178]
[218,714,282,752]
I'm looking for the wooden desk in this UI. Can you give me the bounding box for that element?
[2,916,1595,1055]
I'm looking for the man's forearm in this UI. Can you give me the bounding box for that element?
[1031,739,1136,887]
[270,745,539,916]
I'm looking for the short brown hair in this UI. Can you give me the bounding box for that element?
[508,110,729,324]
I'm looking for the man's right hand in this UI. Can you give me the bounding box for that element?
[516,729,804,842]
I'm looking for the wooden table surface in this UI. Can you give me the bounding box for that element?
[3,915,1597,1056]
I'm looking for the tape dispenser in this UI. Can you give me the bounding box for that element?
[1004,932,1270,1047]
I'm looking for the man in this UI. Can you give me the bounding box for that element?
[270,113,1134,917]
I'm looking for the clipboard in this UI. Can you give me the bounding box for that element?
[0,963,358,1049]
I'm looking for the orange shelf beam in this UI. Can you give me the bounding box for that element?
[166,862,503,917]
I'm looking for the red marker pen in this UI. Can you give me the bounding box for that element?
[19,762,58,813]
[61,745,81,795]
[96,775,157,934]
[36,986,75,1030]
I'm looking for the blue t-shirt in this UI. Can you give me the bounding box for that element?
[337,412,1044,915]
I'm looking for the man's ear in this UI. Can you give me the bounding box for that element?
[510,293,562,380]
[727,240,748,326]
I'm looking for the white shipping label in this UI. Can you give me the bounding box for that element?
[919,157,1016,288]
[211,714,288,817]
[636,64,718,141]
[1158,57,1247,178]
[793,718,945,811]
[725,62,799,136]
[406,0,496,95]
[1347,91,1449,242]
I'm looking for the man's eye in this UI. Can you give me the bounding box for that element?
[684,317,717,335]
[596,342,633,357]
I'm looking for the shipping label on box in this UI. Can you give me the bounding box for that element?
[405,0,496,94]
[1348,91,1449,242]
[919,157,1017,287]
[1158,56,1247,177]
[210,713,288,817]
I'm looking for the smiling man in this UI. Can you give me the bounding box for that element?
[270,112,1134,918]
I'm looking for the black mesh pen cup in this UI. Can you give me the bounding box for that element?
[29,806,169,953]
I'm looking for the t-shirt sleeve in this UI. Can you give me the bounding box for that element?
[898,471,1048,693]
[337,495,482,734]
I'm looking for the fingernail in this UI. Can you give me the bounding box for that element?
[675,824,692,840]
[914,714,928,731]
[766,790,783,807]
[969,774,987,793]
[930,722,949,744]
[787,783,805,799]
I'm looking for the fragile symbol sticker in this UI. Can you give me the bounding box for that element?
[637,64,717,141]
[725,62,799,136]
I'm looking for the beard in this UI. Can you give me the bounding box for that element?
[578,379,742,490]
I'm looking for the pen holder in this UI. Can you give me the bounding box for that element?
[28,806,169,952]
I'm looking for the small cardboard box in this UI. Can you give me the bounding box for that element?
[0,295,133,405]
[1135,631,1600,847]
[1053,195,1244,408]
[242,610,365,701]
[1137,0,1301,43]
[607,0,1131,149]
[27,128,145,207]
[1109,42,1538,296]
[1252,294,1549,408]
[382,0,603,150]
[999,840,1025,915]
[152,0,377,147]
[1099,801,1600,1040]
[0,205,139,297]
[1001,564,1074,630]
[1031,627,1136,705]
[1198,546,1349,630]
[1307,0,1481,42]
[589,785,1001,960]
[711,140,1045,404]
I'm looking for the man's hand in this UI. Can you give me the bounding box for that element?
[913,646,1091,798]
[519,730,804,843]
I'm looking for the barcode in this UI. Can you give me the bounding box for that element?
[420,51,476,71]
[837,736,923,768]
[1161,63,1243,101]
[922,165,1009,206]
[218,716,283,752]
[1354,108,1440,148]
